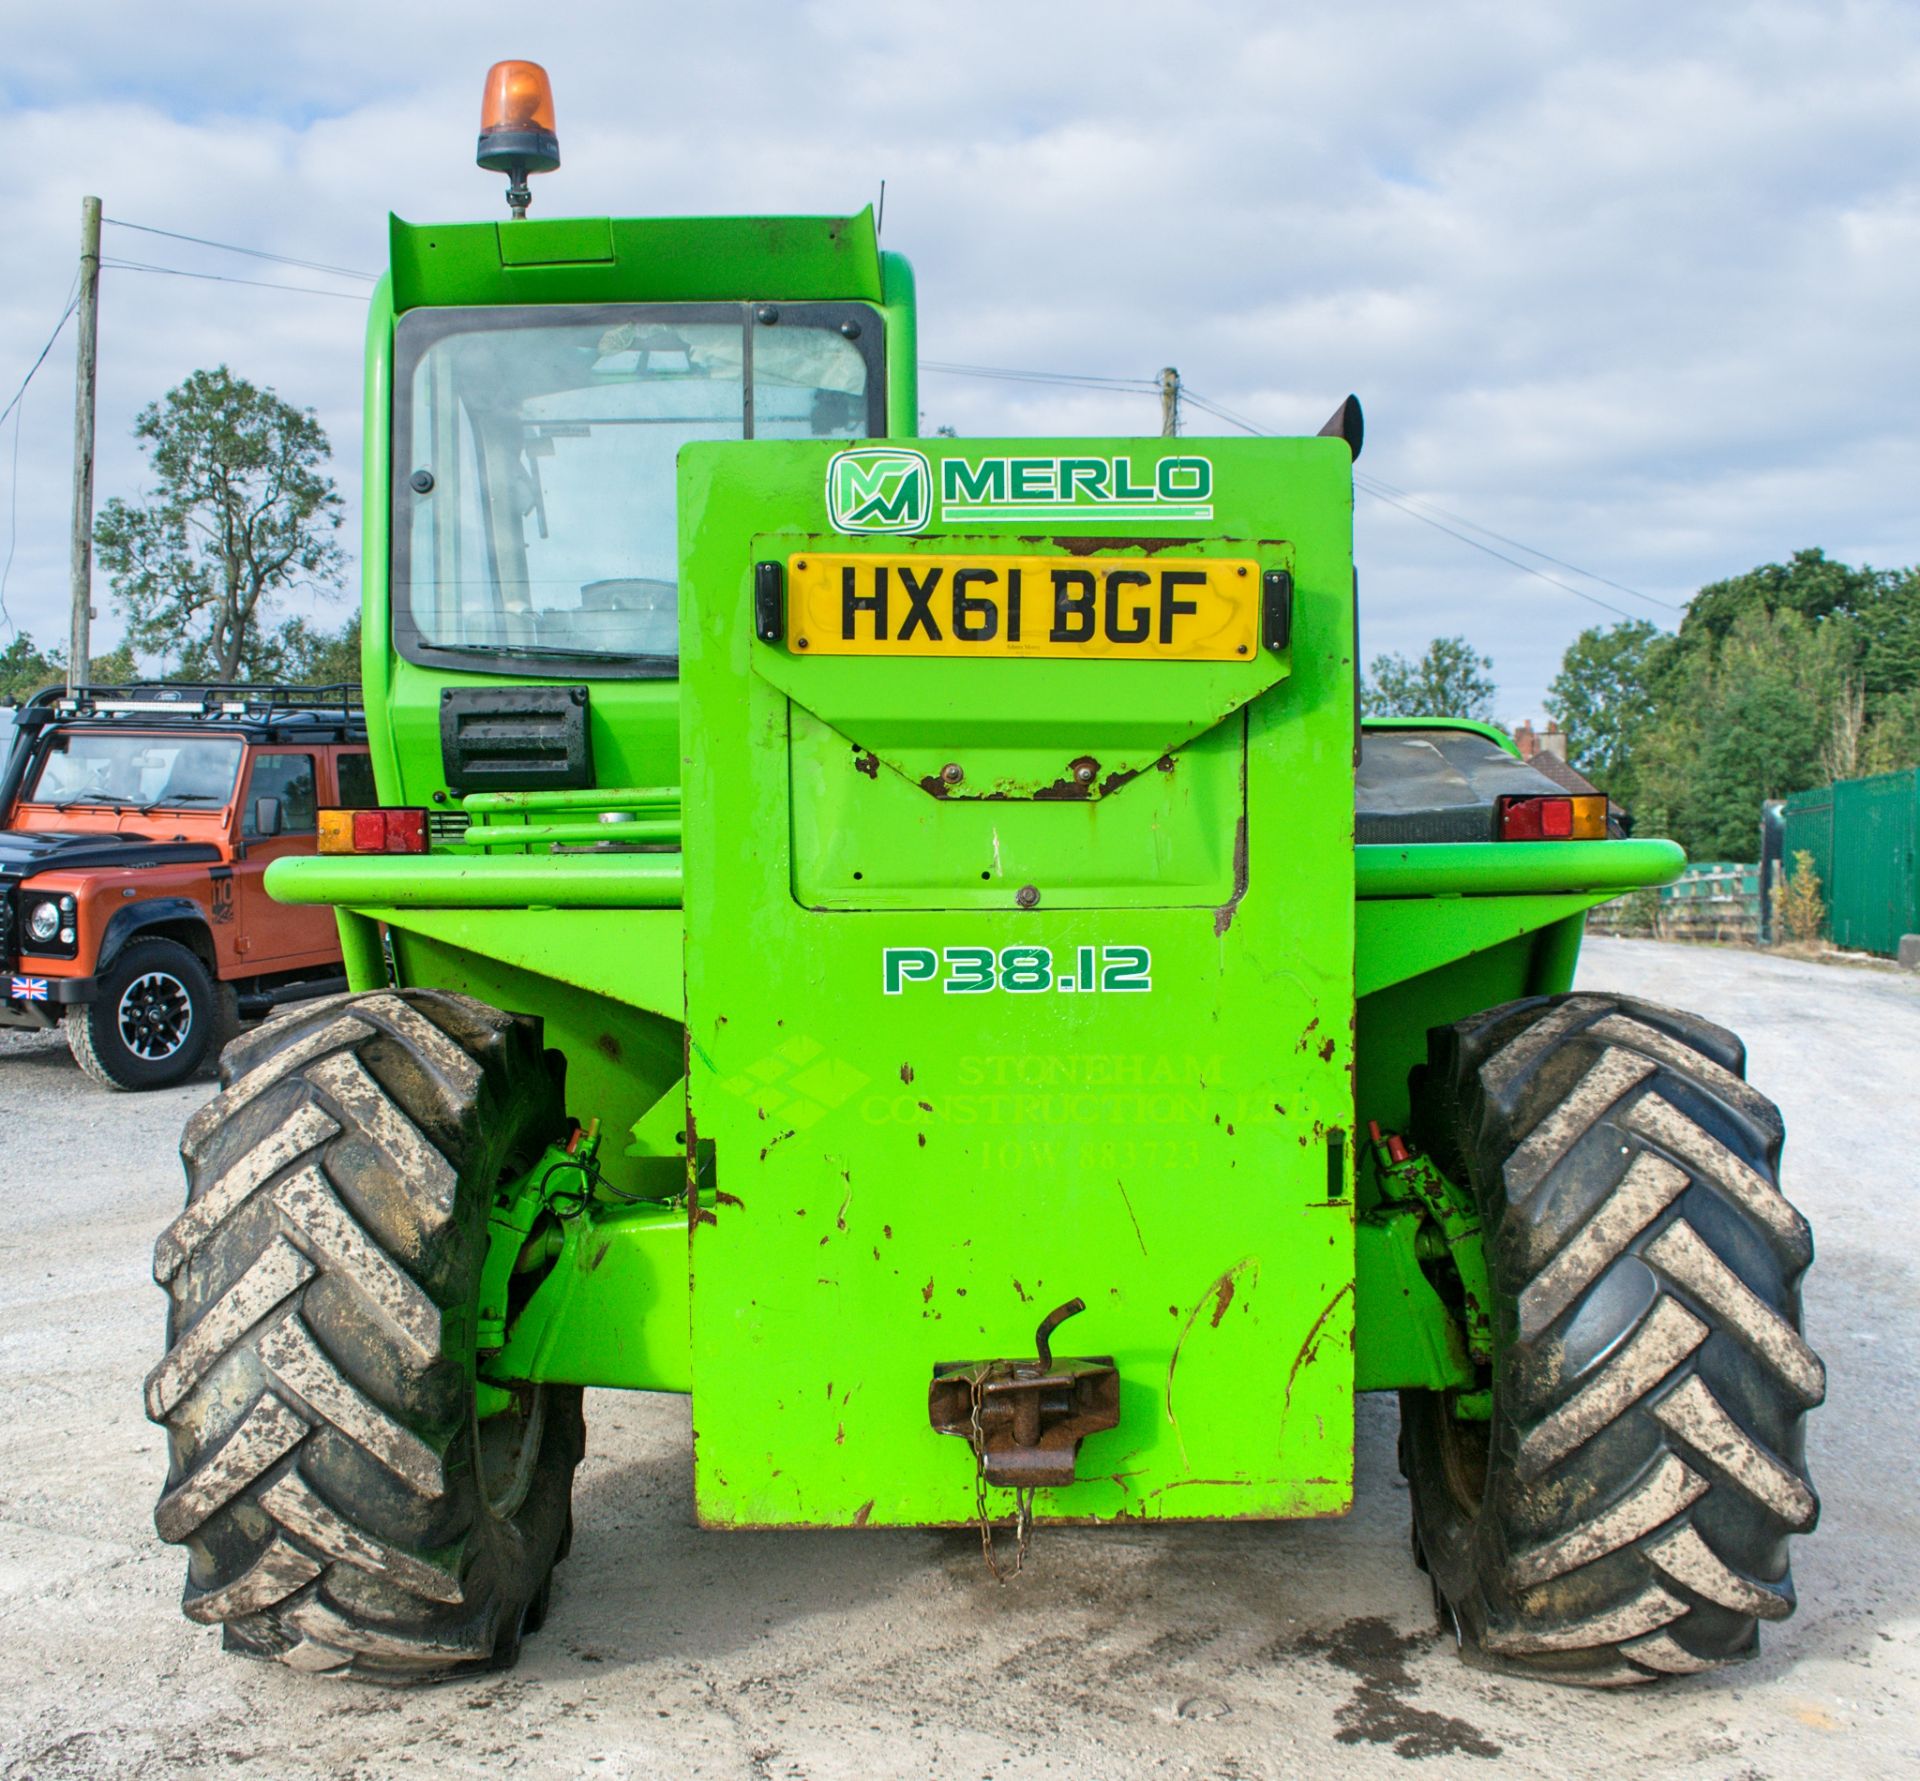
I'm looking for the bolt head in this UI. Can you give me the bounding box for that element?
[1016,884,1040,908]
[1073,763,1096,784]
[941,762,964,785]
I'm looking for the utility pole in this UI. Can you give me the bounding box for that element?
[68,194,102,693]
[1158,366,1180,437]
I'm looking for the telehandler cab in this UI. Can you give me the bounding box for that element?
[146,61,1822,1687]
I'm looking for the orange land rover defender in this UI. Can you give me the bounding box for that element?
[0,684,368,1089]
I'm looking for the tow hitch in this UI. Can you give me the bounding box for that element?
[928,1298,1120,1488]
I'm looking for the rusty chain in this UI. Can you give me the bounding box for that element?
[968,1368,1033,1581]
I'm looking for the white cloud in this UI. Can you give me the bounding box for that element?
[1,0,1915,719]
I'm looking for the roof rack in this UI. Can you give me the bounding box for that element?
[48,682,365,727]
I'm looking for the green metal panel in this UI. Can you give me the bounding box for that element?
[1783,770,1920,956]
[493,1203,692,1392]
[1356,895,1599,997]
[678,436,1357,1529]
[1833,771,1919,954]
[1353,1209,1474,1391]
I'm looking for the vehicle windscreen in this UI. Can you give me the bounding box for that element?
[393,303,883,676]
[24,731,243,809]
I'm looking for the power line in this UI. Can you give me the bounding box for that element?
[104,218,376,283]
[0,282,80,431]
[922,360,1160,394]
[1353,470,1681,611]
[1351,481,1642,623]
[928,368,1662,622]
[0,279,82,643]
[1177,388,1271,436]
[100,259,371,303]
[1181,385,1663,624]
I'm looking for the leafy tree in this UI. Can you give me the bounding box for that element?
[1654,609,1841,859]
[1681,547,1890,646]
[0,633,62,699]
[94,366,344,681]
[1544,619,1662,787]
[282,612,361,688]
[88,642,137,686]
[1855,568,1920,703]
[1863,683,1920,775]
[1363,635,1496,720]
[0,633,138,699]
[1547,548,1920,855]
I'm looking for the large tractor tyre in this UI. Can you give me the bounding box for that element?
[1402,992,1824,1685]
[69,936,216,1091]
[145,988,584,1681]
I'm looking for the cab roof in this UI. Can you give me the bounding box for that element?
[389,207,887,314]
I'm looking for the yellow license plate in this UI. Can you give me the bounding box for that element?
[785,553,1261,661]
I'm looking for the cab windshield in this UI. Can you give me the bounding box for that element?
[25,731,242,809]
[393,303,883,676]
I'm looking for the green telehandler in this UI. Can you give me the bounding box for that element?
[145,62,1822,1688]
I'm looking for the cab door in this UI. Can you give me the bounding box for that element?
[232,748,338,969]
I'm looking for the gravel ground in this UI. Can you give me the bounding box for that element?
[1,937,1915,1779]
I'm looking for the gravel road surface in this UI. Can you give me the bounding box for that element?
[2,937,1915,1778]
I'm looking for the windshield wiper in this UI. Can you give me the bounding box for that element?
[134,792,228,813]
[430,640,666,663]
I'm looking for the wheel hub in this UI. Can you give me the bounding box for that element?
[117,971,193,1061]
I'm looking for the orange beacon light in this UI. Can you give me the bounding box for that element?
[477,61,560,218]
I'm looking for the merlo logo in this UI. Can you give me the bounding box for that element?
[826,447,933,535]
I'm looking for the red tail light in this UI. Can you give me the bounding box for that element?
[1500,796,1571,840]
[319,807,428,854]
[1498,794,1607,840]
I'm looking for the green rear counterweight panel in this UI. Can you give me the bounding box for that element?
[679,437,1358,1529]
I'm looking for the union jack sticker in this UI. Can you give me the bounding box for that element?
[9,976,48,1002]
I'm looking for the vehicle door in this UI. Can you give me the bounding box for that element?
[231,748,338,968]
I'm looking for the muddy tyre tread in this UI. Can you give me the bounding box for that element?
[148,988,582,1682]
[1405,992,1823,1685]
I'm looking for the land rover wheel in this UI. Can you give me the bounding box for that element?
[146,988,583,1681]
[1403,993,1824,1684]
[68,936,215,1091]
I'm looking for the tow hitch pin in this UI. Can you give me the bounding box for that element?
[1033,1297,1085,1372]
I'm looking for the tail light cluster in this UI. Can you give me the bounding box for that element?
[317,807,428,855]
[1497,794,1608,841]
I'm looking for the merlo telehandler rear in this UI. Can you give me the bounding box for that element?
[145,64,1822,1688]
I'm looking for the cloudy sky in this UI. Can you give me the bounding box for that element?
[1,1,1915,718]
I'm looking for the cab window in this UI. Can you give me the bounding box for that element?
[245,753,317,834]
[335,752,377,808]
[392,302,884,677]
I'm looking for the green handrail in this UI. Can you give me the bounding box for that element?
[268,852,684,908]
[460,786,680,815]
[1355,838,1684,899]
[453,820,682,849]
